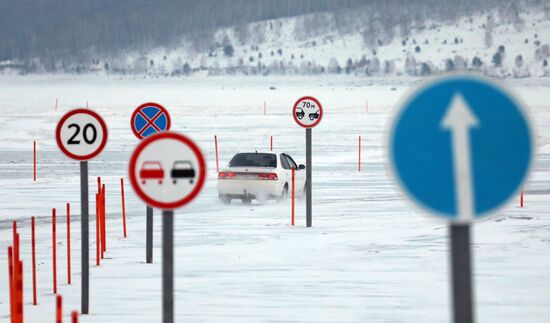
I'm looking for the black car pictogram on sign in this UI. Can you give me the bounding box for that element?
[309,109,320,121]
[171,161,196,184]
[296,108,305,120]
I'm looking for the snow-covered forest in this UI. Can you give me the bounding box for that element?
[2,0,550,77]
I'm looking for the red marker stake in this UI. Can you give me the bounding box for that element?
[67,203,71,285]
[97,177,104,260]
[32,217,37,305]
[520,190,524,208]
[13,221,18,261]
[56,295,62,323]
[52,208,57,294]
[291,168,295,226]
[214,135,219,173]
[96,193,100,266]
[71,311,78,323]
[99,193,103,260]
[270,136,273,151]
[11,219,16,242]
[121,178,127,238]
[12,222,20,323]
[14,227,21,323]
[17,261,23,323]
[358,135,362,173]
[13,221,18,264]
[8,247,14,321]
[33,141,37,182]
[102,184,106,255]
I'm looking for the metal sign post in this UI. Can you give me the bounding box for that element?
[128,132,206,323]
[79,161,89,314]
[389,75,533,323]
[146,206,154,263]
[131,102,171,264]
[56,108,108,315]
[305,128,312,227]
[292,96,323,228]
[450,224,473,322]
[162,210,174,323]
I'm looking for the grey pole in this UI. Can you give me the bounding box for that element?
[146,206,153,263]
[80,161,89,314]
[306,128,312,227]
[162,210,174,323]
[450,224,474,323]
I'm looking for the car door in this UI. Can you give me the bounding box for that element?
[283,154,306,195]
[279,154,292,188]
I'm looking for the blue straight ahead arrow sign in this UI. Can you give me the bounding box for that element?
[389,75,534,222]
[389,75,535,323]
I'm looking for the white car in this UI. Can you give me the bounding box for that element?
[217,151,306,204]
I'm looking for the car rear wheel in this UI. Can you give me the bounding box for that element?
[220,195,231,205]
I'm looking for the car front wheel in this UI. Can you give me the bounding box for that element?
[277,185,288,202]
[299,182,307,199]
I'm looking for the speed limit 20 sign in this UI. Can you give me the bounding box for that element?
[55,108,108,314]
[56,109,108,160]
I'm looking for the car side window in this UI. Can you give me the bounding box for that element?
[284,154,298,169]
[280,154,291,169]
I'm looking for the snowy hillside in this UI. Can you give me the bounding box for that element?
[141,5,550,78]
[2,2,550,78]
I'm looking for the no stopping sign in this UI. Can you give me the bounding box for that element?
[56,109,108,160]
[131,102,171,140]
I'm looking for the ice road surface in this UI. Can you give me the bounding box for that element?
[0,75,549,322]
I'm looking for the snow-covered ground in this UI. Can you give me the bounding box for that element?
[0,75,549,322]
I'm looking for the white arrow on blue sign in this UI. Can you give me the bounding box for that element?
[389,75,534,222]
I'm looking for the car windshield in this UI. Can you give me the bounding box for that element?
[229,153,277,168]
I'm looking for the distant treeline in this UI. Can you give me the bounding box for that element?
[0,0,366,61]
[0,0,519,64]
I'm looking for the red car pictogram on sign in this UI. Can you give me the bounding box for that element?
[140,161,164,184]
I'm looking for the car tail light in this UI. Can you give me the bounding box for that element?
[218,172,236,179]
[258,173,278,180]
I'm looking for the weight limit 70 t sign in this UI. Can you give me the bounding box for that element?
[56,109,108,161]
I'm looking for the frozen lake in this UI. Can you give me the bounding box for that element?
[0,75,549,322]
